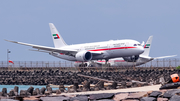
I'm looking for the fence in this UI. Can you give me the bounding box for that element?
[138,58,180,68]
[0,61,74,68]
[0,58,180,68]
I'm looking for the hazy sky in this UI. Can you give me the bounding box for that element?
[0,0,179,61]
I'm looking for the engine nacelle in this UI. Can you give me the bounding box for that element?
[75,51,92,61]
[123,55,139,62]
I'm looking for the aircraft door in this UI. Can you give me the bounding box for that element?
[108,43,114,56]
[125,42,129,49]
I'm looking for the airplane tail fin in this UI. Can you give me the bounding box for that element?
[141,36,153,56]
[49,23,67,48]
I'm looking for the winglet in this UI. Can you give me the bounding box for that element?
[141,41,145,46]
[4,39,18,43]
[153,55,177,59]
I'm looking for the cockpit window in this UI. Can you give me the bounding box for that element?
[134,44,141,46]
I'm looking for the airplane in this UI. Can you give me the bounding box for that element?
[5,23,144,63]
[74,36,177,67]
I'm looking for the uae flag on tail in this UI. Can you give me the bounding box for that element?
[144,44,150,48]
[8,60,14,64]
[53,34,60,39]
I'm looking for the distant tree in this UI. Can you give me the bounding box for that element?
[176,66,180,70]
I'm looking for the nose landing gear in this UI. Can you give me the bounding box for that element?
[79,62,88,67]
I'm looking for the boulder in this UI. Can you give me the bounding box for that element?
[20,90,30,97]
[96,81,104,89]
[27,86,34,95]
[52,90,57,93]
[83,80,90,91]
[9,90,15,97]
[97,99,114,101]
[111,82,117,89]
[157,97,168,101]
[68,88,76,93]
[45,91,51,96]
[89,93,114,100]
[169,95,180,101]
[163,89,180,98]
[23,96,40,101]
[163,92,173,99]
[140,97,156,101]
[160,82,180,90]
[0,99,19,101]
[35,88,40,95]
[40,87,46,94]
[113,93,129,101]
[32,90,37,95]
[73,80,79,91]
[2,88,7,96]
[56,90,61,94]
[126,82,133,88]
[59,84,65,92]
[47,87,52,93]
[40,96,70,101]
[149,91,162,98]
[94,87,99,91]
[121,100,139,101]
[14,92,18,96]
[127,92,148,100]
[0,92,3,96]
[70,95,88,101]
[46,85,50,89]
[14,86,19,93]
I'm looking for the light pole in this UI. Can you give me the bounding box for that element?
[7,49,10,68]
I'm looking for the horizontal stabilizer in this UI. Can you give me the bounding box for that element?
[153,55,177,59]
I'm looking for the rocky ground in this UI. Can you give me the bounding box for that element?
[1,85,180,101]
[0,68,178,86]
[0,68,179,100]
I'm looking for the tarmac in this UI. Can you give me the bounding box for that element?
[61,84,161,95]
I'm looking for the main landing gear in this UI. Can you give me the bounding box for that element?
[103,59,110,67]
[79,62,88,67]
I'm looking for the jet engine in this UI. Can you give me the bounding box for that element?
[75,51,92,61]
[123,55,139,62]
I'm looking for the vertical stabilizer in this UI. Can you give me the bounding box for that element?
[49,23,67,48]
[141,36,153,56]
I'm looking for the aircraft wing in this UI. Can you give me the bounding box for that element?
[139,55,153,59]
[5,40,78,55]
[153,55,177,59]
[5,39,103,56]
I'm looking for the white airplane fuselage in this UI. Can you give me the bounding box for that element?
[50,39,144,61]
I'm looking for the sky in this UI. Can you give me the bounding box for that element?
[0,0,180,61]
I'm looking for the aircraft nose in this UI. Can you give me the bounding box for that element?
[139,46,144,54]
